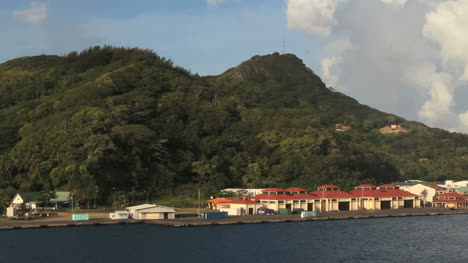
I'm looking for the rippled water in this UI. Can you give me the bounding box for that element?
[3,214,468,263]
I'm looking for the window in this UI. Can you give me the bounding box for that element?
[351,198,356,201]
[269,201,275,204]
[293,200,299,203]
[315,200,320,203]
[278,201,284,204]
[262,201,268,203]
[375,198,379,201]
[332,199,337,202]
[301,200,306,203]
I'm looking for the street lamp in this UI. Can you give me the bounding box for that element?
[93,187,99,209]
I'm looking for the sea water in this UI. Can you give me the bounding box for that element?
[2,214,468,263]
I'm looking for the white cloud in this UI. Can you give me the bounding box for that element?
[287,0,468,133]
[423,0,468,80]
[12,2,48,25]
[287,0,338,38]
[207,0,224,6]
[381,0,408,7]
[320,56,342,89]
[417,71,456,127]
[458,111,468,133]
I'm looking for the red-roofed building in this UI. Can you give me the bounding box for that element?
[229,200,262,215]
[355,184,377,189]
[433,192,468,208]
[349,187,419,210]
[262,188,285,194]
[209,184,421,213]
[284,187,308,194]
[379,184,399,189]
[426,184,449,195]
[206,197,240,209]
[317,185,340,190]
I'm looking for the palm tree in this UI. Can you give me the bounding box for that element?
[421,189,429,207]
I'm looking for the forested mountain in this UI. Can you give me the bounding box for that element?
[1,46,468,207]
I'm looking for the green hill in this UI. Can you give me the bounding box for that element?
[0,46,468,207]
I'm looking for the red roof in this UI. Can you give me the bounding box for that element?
[437,192,466,198]
[379,184,399,188]
[433,199,468,203]
[252,194,297,200]
[426,184,447,191]
[355,184,377,188]
[309,190,352,199]
[284,187,308,192]
[231,200,260,205]
[317,185,339,189]
[291,193,316,199]
[206,197,239,204]
[349,189,417,198]
[262,188,284,192]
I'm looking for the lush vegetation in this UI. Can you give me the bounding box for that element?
[1,46,468,208]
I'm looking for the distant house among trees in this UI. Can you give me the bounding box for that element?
[379,124,410,134]
[335,124,352,132]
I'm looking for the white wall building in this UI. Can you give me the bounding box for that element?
[404,184,436,205]
[445,180,468,188]
[221,188,264,196]
[126,204,176,220]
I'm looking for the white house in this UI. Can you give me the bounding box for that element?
[404,184,437,205]
[10,192,43,209]
[126,204,176,220]
[445,180,468,188]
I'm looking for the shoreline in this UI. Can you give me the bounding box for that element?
[1,208,467,230]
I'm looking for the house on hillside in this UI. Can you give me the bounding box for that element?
[379,124,410,134]
[335,124,352,132]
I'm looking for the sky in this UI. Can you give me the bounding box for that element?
[2,0,468,133]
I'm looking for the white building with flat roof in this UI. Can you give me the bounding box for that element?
[126,204,176,220]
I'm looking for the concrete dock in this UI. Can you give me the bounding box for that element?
[1,208,467,230]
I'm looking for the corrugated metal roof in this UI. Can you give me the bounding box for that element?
[126,204,157,210]
[50,191,71,202]
[138,206,176,213]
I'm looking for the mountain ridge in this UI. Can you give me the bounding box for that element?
[0,46,466,208]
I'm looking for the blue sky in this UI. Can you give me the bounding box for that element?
[1,0,318,76]
[3,0,468,133]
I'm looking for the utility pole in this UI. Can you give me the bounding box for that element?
[197,187,201,215]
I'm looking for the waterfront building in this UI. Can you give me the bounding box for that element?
[349,184,420,210]
[308,185,356,212]
[445,180,468,188]
[228,200,262,215]
[11,192,44,209]
[432,193,468,208]
[209,184,420,214]
[206,197,240,210]
[221,188,265,197]
[126,204,176,219]
[252,188,316,211]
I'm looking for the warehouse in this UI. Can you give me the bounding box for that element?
[126,204,176,220]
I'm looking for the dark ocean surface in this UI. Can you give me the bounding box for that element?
[2,214,468,263]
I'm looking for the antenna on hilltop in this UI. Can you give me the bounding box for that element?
[282,39,286,54]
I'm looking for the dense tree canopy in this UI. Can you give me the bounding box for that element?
[0,46,468,207]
